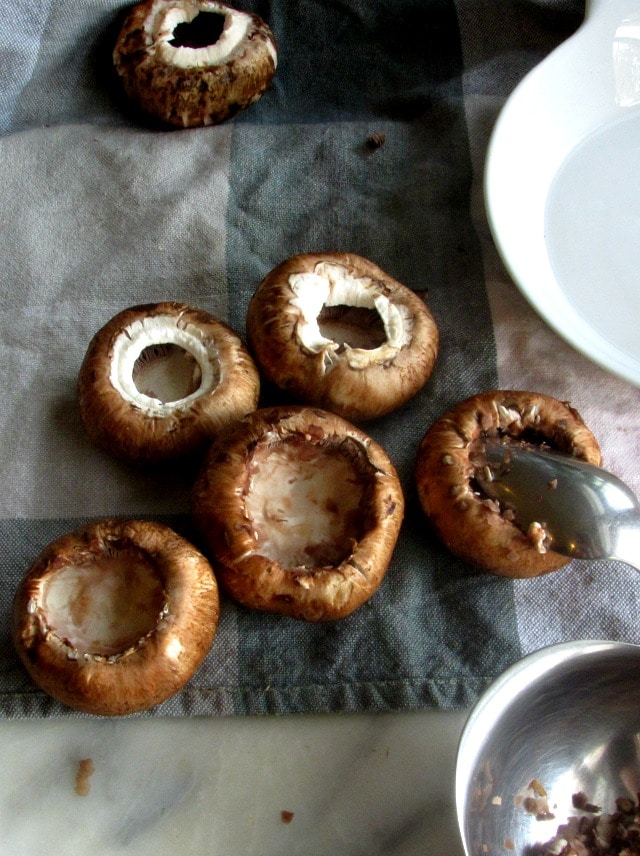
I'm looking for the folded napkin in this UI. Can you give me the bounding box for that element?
[4,0,635,720]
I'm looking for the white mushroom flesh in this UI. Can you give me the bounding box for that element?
[149,1,261,69]
[39,552,166,657]
[243,437,367,568]
[288,263,413,371]
[110,314,220,416]
[527,521,550,554]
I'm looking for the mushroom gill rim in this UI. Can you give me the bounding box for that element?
[108,313,220,417]
[287,261,415,372]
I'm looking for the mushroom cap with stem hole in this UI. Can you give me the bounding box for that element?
[414,390,602,578]
[78,301,260,462]
[246,252,439,422]
[113,0,278,128]
[12,518,220,716]
[192,405,405,621]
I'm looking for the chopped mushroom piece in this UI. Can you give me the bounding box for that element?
[526,792,640,855]
[75,759,95,796]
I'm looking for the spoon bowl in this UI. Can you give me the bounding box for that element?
[485,0,640,385]
[456,640,640,856]
[476,442,640,570]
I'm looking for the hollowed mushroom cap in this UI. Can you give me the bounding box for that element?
[415,390,602,578]
[246,253,439,422]
[78,302,260,462]
[12,518,220,716]
[192,405,405,620]
[113,0,277,128]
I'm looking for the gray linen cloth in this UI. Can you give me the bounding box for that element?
[3,0,637,719]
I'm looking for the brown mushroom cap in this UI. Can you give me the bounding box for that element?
[78,301,260,462]
[415,390,602,578]
[113,0,277,128]
[192,405,405,620]
[246,252,439,422]
[12,518,220,715]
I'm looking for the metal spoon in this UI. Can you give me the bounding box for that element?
[476,441,640,571]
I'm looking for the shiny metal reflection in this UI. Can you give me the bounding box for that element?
[456,640,640,855]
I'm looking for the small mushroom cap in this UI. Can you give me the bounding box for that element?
[246,252,439,422]
[78,301,260,462]
[415,390,602,578]
[113,0,278,128]
[12,518,220,716]
[192,405,405,620]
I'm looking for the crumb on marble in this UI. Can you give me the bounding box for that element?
[280,810,294,824]
[75,758,95,796]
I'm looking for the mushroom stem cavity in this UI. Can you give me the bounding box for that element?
[155,1,251,69]
[40,549,166,658]
[318,305,387,351]
[169,10,225,48]
[243,435,372,569]
[110,314,220,415]
[133,344,202,403]
[288,262,413,372]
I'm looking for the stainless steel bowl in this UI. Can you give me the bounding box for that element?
[456,640,640,855]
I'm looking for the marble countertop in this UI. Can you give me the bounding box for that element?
[1,709,467,855]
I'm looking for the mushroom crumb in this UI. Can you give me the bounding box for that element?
[365,132,386,151]
[523,779,555,821]
[280,810,294,824]
[527,521,550,555]
[572,791,601,813]
[75,758,95,796]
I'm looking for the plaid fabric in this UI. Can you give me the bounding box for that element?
[4,0,632,720]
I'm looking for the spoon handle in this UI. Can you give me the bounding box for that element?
[609,523,640,573]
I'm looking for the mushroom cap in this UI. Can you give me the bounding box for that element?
[113,0,277,128]
[78,301,260,462]
[192,405,405,620]
[12,518,220,715]
[415,390,602,578]
[246,252,439,422]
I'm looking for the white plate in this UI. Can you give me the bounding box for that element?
[485,0,640,387]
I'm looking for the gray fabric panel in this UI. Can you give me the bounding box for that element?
[0,0,587,717]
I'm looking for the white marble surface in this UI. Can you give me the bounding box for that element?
[0,709,467,855]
